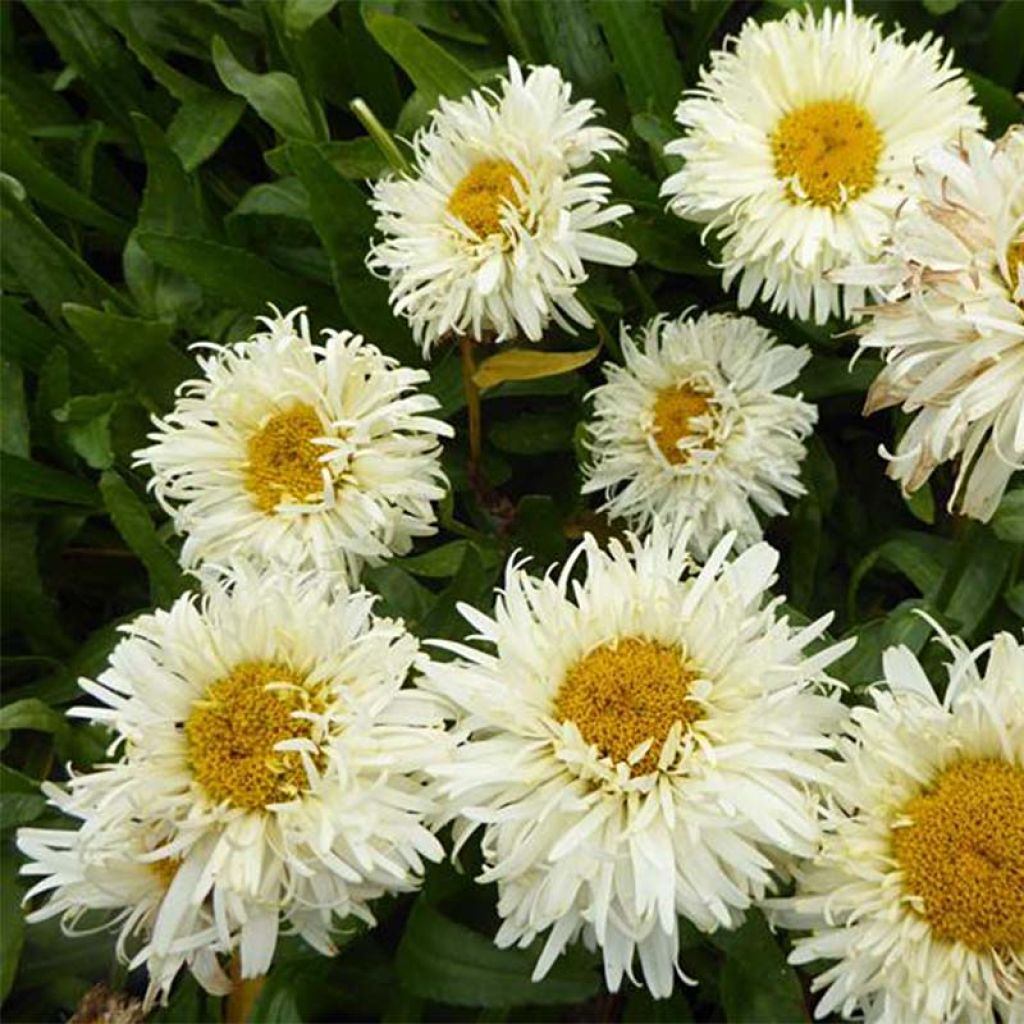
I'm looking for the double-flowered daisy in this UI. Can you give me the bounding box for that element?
[367,58,636,354]
[17,566,447,1006]
[581,312,816,559]
[770,626,1024,1023]
[842,128,1024,521]
[661,7,982,324]
[136,306,451,581]
[421,520,851,998]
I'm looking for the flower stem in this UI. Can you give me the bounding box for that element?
[459,334,483,471]
[225,956,265,1024]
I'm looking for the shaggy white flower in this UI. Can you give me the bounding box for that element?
[17,566,447,1006]
[581,312,816,559]
[661,7,982,324]
[769,626,1024,1023]
[842,128,1024,521]
[421,521,851,998]
[367,57,636,354]
[136,306,452,580]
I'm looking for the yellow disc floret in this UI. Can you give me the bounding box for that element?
[771,100,883,208]
[448,159,523,238]
[245,403,327,514]
[185,660,326,810]
[1005,237,1024,301]
[891,757,1024,952]
[149,857,181,890]
[652,386,712,465]
[554,637,702,774]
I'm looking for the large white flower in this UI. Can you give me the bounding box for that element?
[842,128,1024,521]
[421,521,851,998]
[661,7,982,324]
[17,566,447,1006]
[581,311,816,559]
[136,306,452,581]
[769,626,1024,1023]
[367,57,636,355]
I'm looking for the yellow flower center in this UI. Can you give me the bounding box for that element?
[185,660,326,810]
[652,386,712,465]
[891,757,1024,952]
[245,403,327,514]
[553,637,702,775]
[771,100,882,208]
[149,857,181,889]
[447,159,523,238]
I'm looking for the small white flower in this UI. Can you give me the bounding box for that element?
[582,311,816,559]
[421,520,851,999]
[17,565,448,1006]
[367,57,636,355]
[135,306,452,581]
[841,128,1024,521]
[768,625,1024,1024]
[661,7,982,324]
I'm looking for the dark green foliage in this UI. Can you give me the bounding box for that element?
[1,2,1020,1022]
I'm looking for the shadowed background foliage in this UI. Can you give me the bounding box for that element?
[1,1,1021,1021]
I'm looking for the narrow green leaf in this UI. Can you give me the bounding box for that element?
[966,72,1023,136]
[1,361,30,457]
[0,698,67,735]
[136,231,339,325]
[62,304,195,412]
[942,527,1013,638]
[99,470,189,606]
[618,213,714,275]
[53,392,119,469]
[287,141,415,359]
[264,137,388,179]
[134,114,205,237]
[490,412,577,455]
[167,91,246,172]
[283,0,339,36]
[396,898,600,1007]
[0,453,99,506]
[849,531,952,618]
[991,489,1024,543]
[363,10,477,106]
[1,847,25,1000]
[591,1,684,119]
[212,36,325,141]
[800,356,880,400]
[989,1,1024,88]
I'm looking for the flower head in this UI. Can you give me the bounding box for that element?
[368,58,636,354]
[17,566,447,1006]
[421,521,851,998]
[769,625,1024,1023]
[842,128,1024,520]
[582,311,816,559]
[661,7,982,323]
[135,306,452,580]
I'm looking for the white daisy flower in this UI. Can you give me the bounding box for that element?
[136,306,452,581]
[841,128,1024,521]
[17,565,448,1006]
[769,626,1024,1023]
[581,311,816,559]
[661,7,982,324]
[421,520,851,999]
[367,57,637,355]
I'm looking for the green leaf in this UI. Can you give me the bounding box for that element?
[287,141,415,359]
[989,1,1024,88]
[0,698,67,735]
[904,482,936,526]
[283,0,339,36]
[265,137,388,179]
[62,303,195,412]
[473,346,600,392]
[53,392,119,469]
[0,178,130,324]
[99,471,189,607]
[591,1,684,119]
[212,36,326,141]
[136,231,339,325]
[0,453,99,507]
[537,2,626,127]
[512,495,569,564]
[490,412,577,455]
[135,114,206,237]
[849,531,952,618]
[941,527,1013,638]
[397,540,472,578]
[419,544,489,640]
[1,846,25,1001]
[800,356,879,400]
[396,897,600,1007]
[363,10,478,107]
[233,178,310,220]
[363,564,437,631]
[623,989,694,1023]
[991,489,1024,543]
[711,912,807,1024]
[1,361,30,458]
[966,72,1023,136]
[0,99,127,236]
[167,91,246,173]
[922,0,961,13]
[618,213,714,275]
